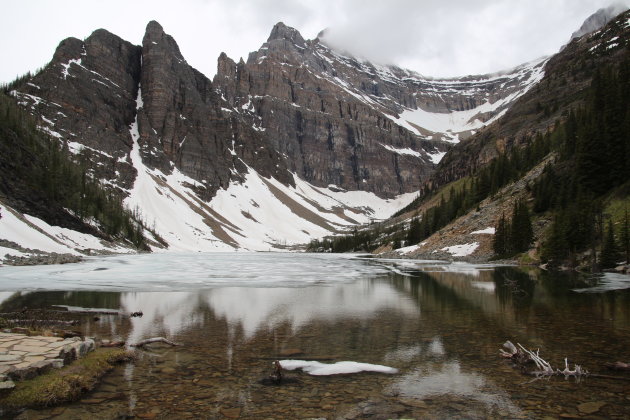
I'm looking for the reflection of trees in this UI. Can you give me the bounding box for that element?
[0,291,122,312]
[389,265,630,369]
[493,267,535,309]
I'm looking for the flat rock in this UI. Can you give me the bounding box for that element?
[220,407,242,418]
[577,401,606,414]
[0,380,15,390]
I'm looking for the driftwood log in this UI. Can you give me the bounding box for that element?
[500,340,588,378]
[501,341,630,382]
[130,337,181,348]
[605,361,630,371]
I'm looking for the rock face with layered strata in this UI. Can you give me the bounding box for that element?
[7,20,549,250]
[213,22,545,197]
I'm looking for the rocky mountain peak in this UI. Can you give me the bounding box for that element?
[5,17,561,252]
[51,37,84,63]
[267,22,305,44]
[142,20,184,61]
[316,28,328,40]
[570,3,629,40]
[144,20,165,40]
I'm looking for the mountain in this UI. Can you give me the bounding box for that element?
[570,3,628,40]
[315,8,630,269]
[0,18,551,257]
[430,7,630,190]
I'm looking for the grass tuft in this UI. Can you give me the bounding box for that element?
[0,348,134,410]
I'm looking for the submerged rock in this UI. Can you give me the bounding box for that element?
[577,401,606,414]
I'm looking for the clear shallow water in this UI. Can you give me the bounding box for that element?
[1,254,630,419]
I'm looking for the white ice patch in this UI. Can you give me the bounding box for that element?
[380,144,421,158]
[0,201,133,260]
[573,273,630,293]
[280,360,398,375]
[471,227,495,235]
[396,244,421,255]
[61,58,82,79]
[440,242,479,257]
[38,125,63,139]
[292,176,417,222]
[427,150,447,164]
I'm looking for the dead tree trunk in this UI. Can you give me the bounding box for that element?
[130,337,181,348]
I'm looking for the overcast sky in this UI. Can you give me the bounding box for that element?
[1,0,628,84]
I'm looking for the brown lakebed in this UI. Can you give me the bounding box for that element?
[0,253,629,419]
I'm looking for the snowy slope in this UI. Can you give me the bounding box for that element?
[3,22,555,258]
[123,150,415,252]
[301,41,549,146]
[0,202,133,263]
[354,57,547,144]
[119,87,417,252]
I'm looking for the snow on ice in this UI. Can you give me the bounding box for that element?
[279,359,398,375]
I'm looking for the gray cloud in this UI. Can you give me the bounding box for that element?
[0,0,627,83]
[319,0,630,75]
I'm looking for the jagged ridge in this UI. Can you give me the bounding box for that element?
[1,16,575,253]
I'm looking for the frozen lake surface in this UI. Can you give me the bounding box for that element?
[0,252,394,291]
[1,253,629,418]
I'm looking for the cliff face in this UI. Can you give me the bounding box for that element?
[213,22,545,197]
[431,9,630,190]
[7,20,549,251]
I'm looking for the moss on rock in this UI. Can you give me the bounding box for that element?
[0,348,134,411]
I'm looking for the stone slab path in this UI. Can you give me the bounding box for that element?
[0,332,94,389]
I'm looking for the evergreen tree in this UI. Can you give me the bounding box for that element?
[493,213,509,257]
[541,213,569,266]
[600,219,620,269]
[509,200,533,253]
[407,216,422,245]
[621,209,630,264]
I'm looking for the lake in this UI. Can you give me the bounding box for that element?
[1,253,629,419]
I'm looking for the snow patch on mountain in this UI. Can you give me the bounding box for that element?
[439,242,479,257]
[380,144,422,158]
[121,85,417,252]
[0,202,131,262]
[386,58,547,143]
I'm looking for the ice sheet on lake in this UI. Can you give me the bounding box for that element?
[0,252,392,291]
[280,359,398,375]
[572,273,630,293]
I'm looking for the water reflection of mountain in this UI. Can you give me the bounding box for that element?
[389,265,630,369]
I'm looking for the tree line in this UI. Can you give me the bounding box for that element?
[531,56,630,268]
[0,91,149,249]
[309,55,629,269]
